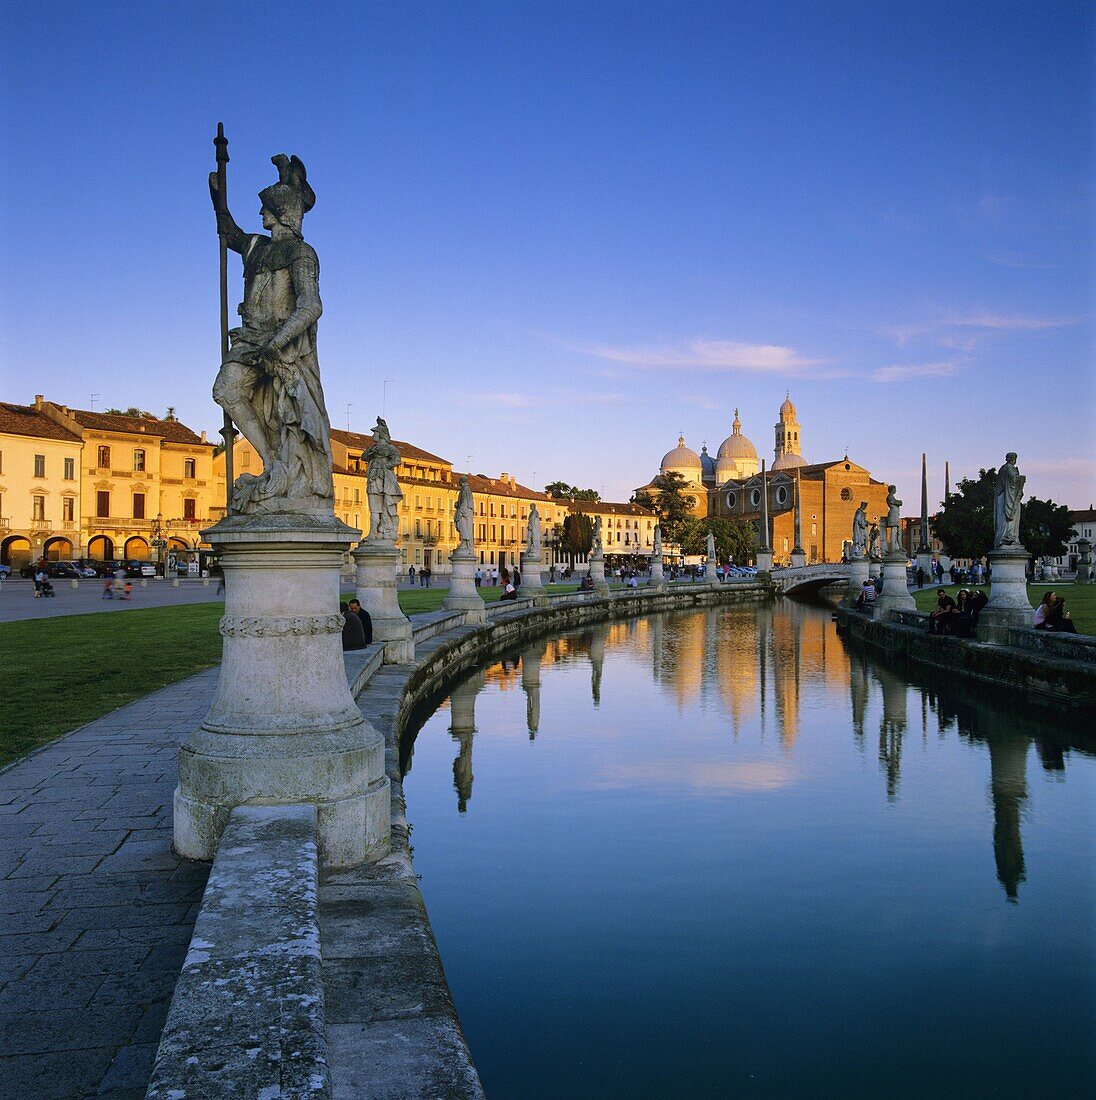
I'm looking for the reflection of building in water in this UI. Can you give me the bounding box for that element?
[449,669,485,813]
[521,639,547,739]
[988,735,1029,901]
[770,600,803,749]
[711,609,760,737]
[874,664,907,800]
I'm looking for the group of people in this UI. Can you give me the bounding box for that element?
[340,598,374,650]
[1033,591,1077,633]
[928,587,988,637]
[407,565,433,588]
[101,566,133,601]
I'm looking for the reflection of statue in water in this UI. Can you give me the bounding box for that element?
[993,452,1026,549]
[526,503,542,559]
[211,153,334,516]
[989,735,1029,901]
[364,418,402,541]
[454,476,475,553]
[590,517,604,561]
[883,486,902,552]
[851,501,869,559]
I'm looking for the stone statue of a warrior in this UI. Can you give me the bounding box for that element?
[210,153,334,516]
[851,501,869,559]
[526,503,542,559]
[993,452,1026,549]
[590,517,604,561]
[883,485,902,552]
[454,476,475,553]
[363,418,402,542]
[653,525,663,557]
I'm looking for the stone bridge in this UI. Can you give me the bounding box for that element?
[770,562,850,594]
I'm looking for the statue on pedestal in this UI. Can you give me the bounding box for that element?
[993,453,1026,549]
[883,486,903,552]
[653,526,663,557]
[454,476,475,554]
[590,517,604,561]
[706,530,717,560]
[363,418,402,542]
[210,153,334,516]
[526,503,542,559]
[868,522,881,560]
[851,501,869,559]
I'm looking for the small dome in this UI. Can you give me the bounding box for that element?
[715,409,759,481]
[780,391,796,418]
[661,435,702,476]
[773,450,807,471]
[699,444,717,481]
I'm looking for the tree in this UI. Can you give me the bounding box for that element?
[559,512,593,565]
[545,481,600,501]
[105,406,157,419]
[934,467,1073,560]
[679,516,756,563]
[631,471,692,543]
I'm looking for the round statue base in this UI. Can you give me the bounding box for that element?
[874,550,916,618]
[520,553,544,589]
[649,559,665,589]
[443,550,486,624]
[705,557,720,585]
[174,516,390,869]
[916,550,934,582]
[754,549,773,574]
[588,558,610,595]
[846,555,870,606]
[354,539,414,663]
[978,546,1032,643]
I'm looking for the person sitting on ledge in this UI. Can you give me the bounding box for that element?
[499,577,518,601]
[1042,594,1077,633]
[347,597,373,644]
[854,579,876,610]
[340,600,367,650]
[1032,591,1056,630]
[929,588,957,634]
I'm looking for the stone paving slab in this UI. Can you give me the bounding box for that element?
[0,669,217,1098]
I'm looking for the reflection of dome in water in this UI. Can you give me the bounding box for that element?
[715,410,759,481]
[661,436,702,479]
[773,450,807,471]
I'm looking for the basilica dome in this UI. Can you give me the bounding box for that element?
[699,444,717,483]
[773,450,807,471]
[660,436,703,480]
[715,410,759,482]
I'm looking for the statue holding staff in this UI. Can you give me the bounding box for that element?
[883,486,902,552]
[851,501,869,559]
[454,476,475,553]
[363,418,402,542]
[526,503,542,559]
[993,452,1026,548]
[210,149,334,516]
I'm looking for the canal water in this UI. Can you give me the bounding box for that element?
[400,600,1095,1098]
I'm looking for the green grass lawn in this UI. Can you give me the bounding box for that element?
[910,583,1096,636]
[0,584,588,767]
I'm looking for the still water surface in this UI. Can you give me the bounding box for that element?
[401,601,1095,1097]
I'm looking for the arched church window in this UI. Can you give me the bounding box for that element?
[776,486,788,505]
[726,491,737,509]
[841,488,852,501]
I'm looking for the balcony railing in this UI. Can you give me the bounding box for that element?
[30,519,53,532]
[0,516,9,531]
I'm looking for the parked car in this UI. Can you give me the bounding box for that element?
[0,563,11,579]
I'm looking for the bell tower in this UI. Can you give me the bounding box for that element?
[774,391,802,463]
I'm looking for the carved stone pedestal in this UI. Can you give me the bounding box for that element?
[790,548,807,568]
[846,555,870,606]
[520,553,544,589]
[443,548,485,624]
[978,546,1033,643]
[916,549,934,584]
[873,550,916,618]
[174,516,390,869]
[588,557,609,595]
[354,539,414,663]
[705,556,720,585]
[649,557,665,589]
[754,549,773,573]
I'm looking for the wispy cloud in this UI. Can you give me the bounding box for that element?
[881,311,1080,350]
[575,337,839,376]
[872,360,962,383]
[455,389,625,410]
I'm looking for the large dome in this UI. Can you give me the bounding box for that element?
[715,410,759,481]
[772,450,807,471]
[661,436,702,479]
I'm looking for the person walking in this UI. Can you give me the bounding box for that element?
[916,565,925,589]
[408,565,416,586]
[475,567,482,588]
[113,564,128,599]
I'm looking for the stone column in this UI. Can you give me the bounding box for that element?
[846,554,870,606]
[916,453,934,582]
[649,553,665,588]
[790,475,807,568]
[588,556,609,595]
[756,460,773,572]
[978,546,1032,643]
[873,547,916,618]
[443,548,485,624]
[354,537,414,663]
[175,515,390,869]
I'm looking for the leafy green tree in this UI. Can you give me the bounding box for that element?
[678,516,756,563]
[631,471,691,542]
[559,512,594,565]
[934,467,1073,560]
[545,481,600,501]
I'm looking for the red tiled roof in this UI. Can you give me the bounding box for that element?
[330,428,451,467]
[0,403,82,442]
[1069,508,1096,523]
[66,407,209,446]
[458,473,557,504]
[564,499,656,517]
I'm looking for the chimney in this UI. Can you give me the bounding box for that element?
[201,430,207,443]
[34,394,43,410]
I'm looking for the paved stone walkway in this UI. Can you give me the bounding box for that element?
[0,671,217,1099]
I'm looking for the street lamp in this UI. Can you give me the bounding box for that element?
[151,513,168,577]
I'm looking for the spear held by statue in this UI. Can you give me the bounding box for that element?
[213,122,235,510]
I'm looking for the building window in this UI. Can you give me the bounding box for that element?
[184,458,196,479]
[97,491,110,517]
[133,493,145,520]
[133,449,146,472]
[840,487,852,501]
[184,498,196,520]
[776,486,789,505]
[97,445,111,468]
[811,523,817,537]
[32,495,45,521]
[34,454,45,478]
[750,488,761,507]
[62,497,74,523]
[64,457,75,480]
[0,450,3,474]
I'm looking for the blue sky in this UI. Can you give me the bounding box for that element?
[2,1,1092,509]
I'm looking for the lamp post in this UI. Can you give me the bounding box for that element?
[151,513,168,577]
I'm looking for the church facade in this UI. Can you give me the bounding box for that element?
[636,394,890,564]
